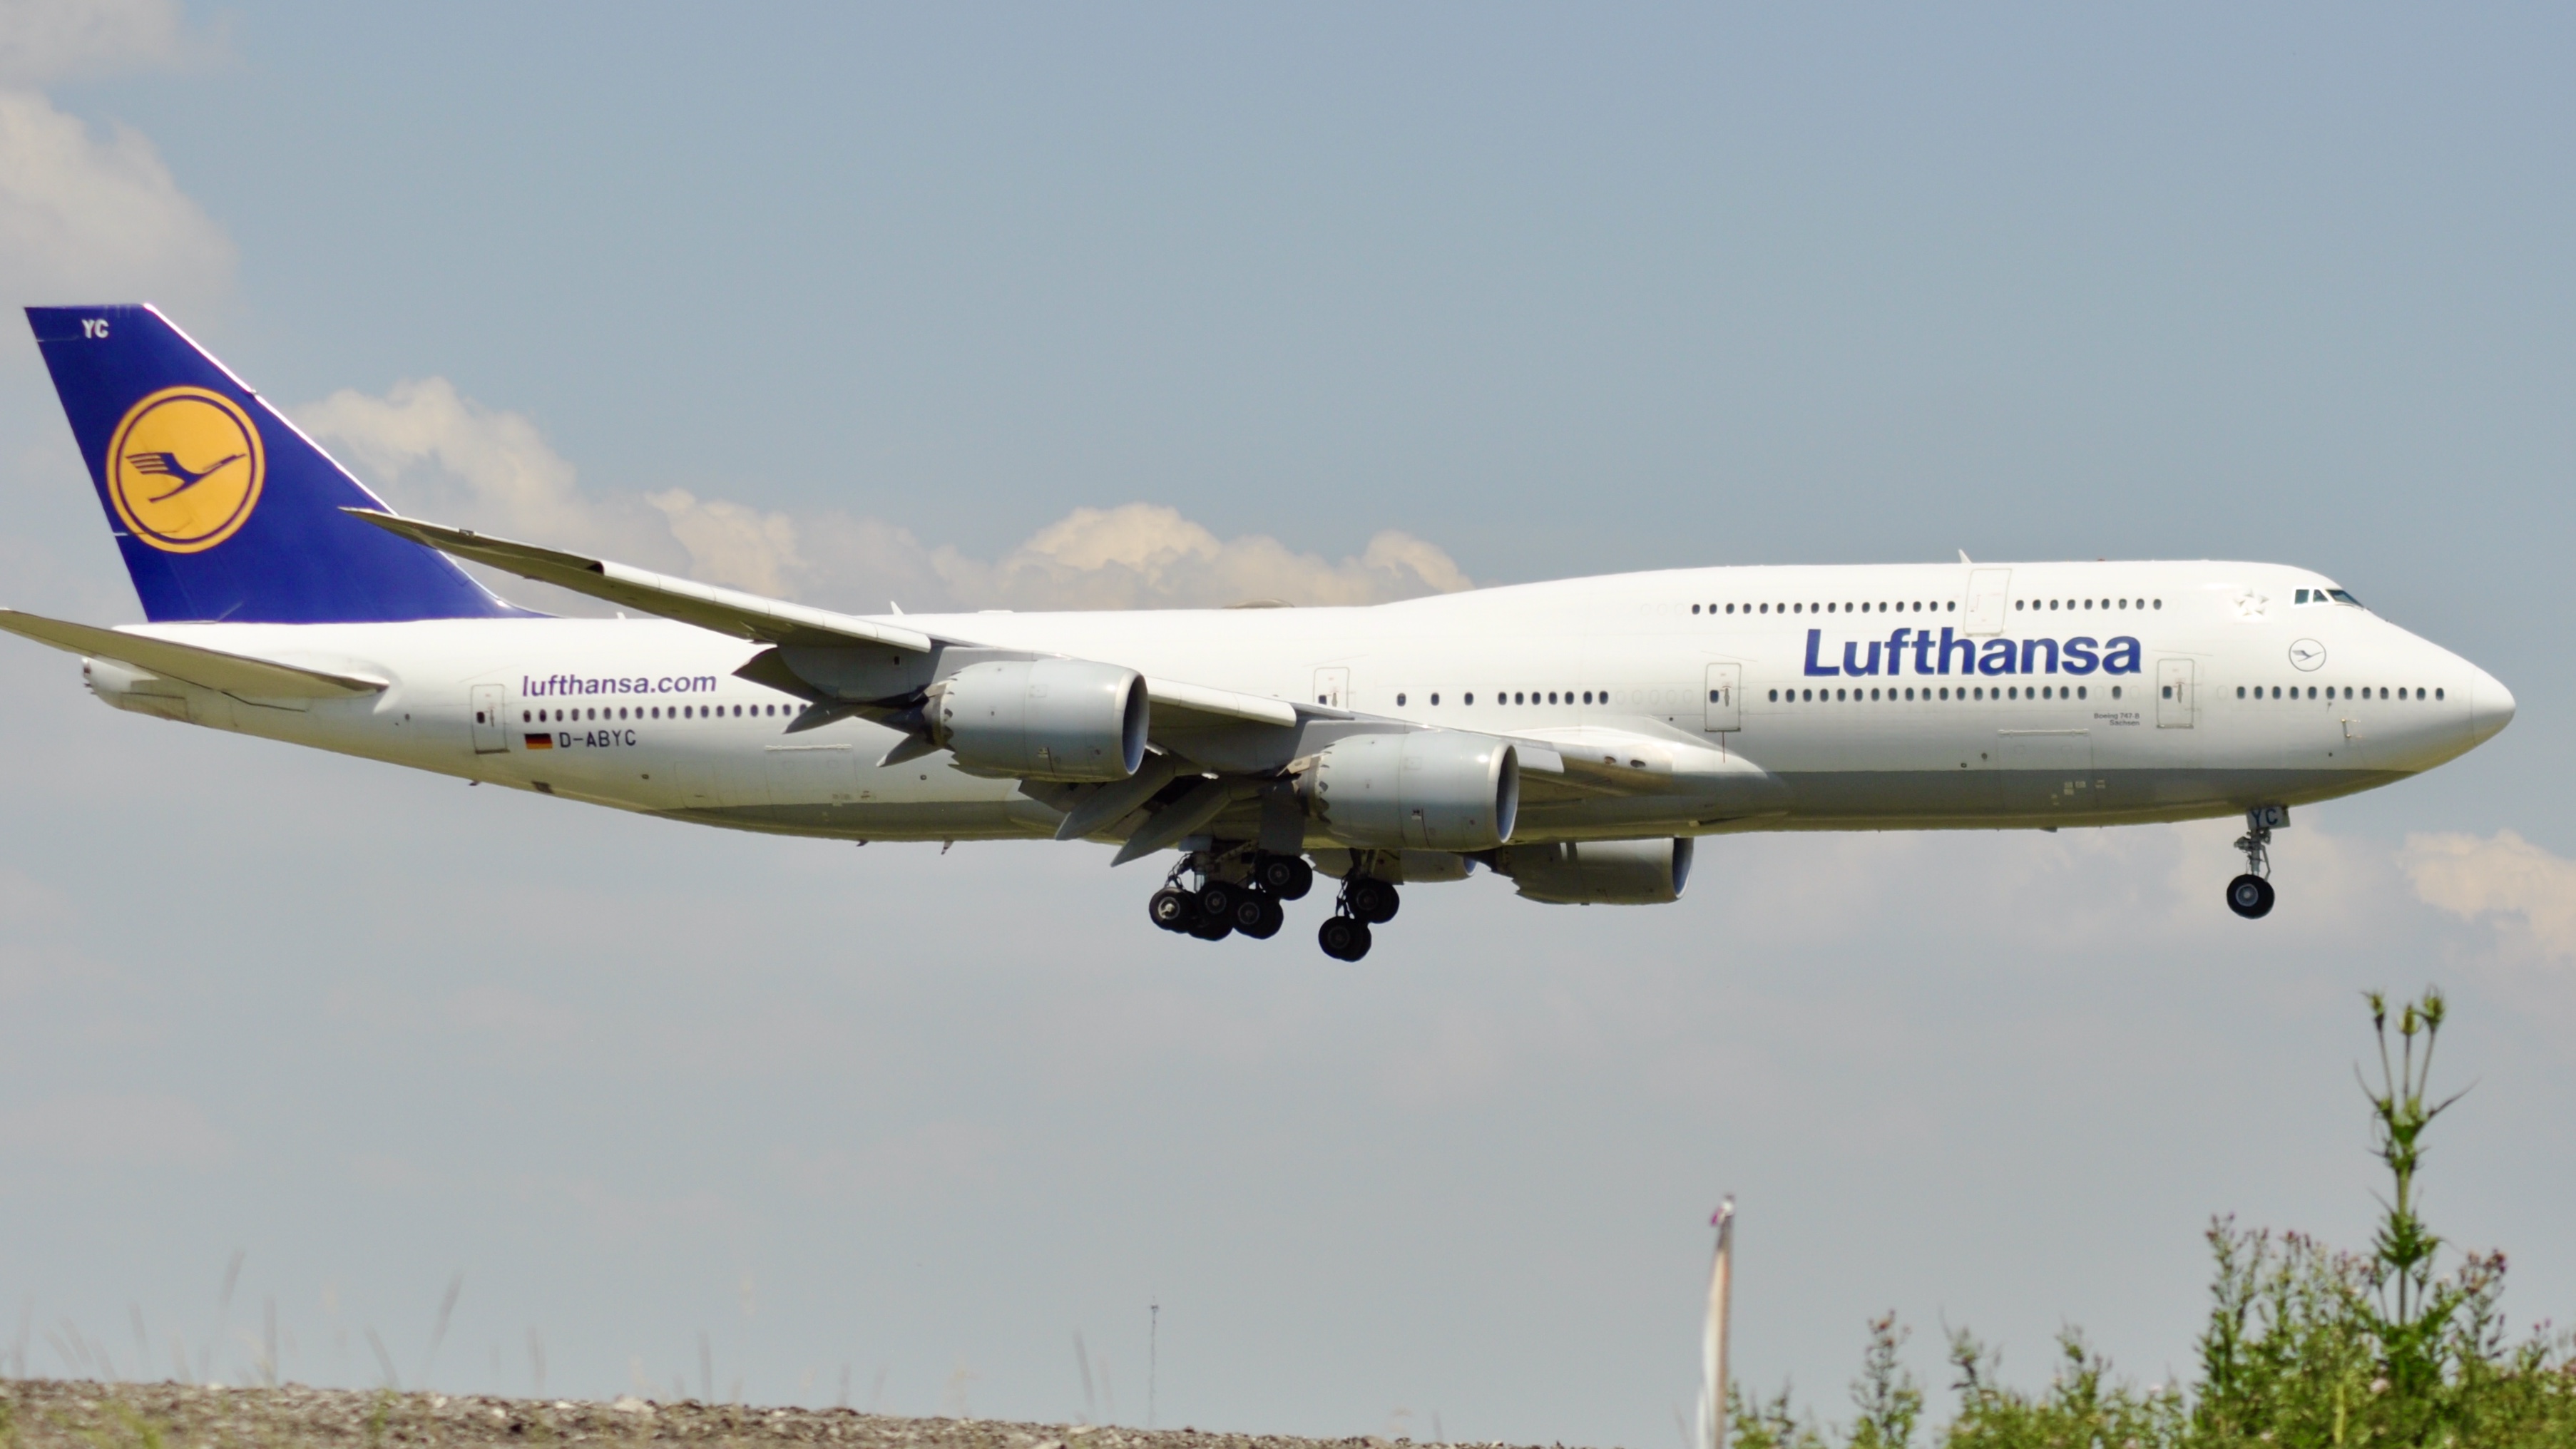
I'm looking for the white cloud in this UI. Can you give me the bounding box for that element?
[645,488,807,597]
[0,0,193,86]
[2403,829,2576,963]
[926,501,1471,610]
[300,377,623,548]
[297,379,1473,616]
[0,85,231,307]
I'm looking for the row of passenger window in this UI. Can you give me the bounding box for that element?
[2238,685,2442,702]
[1767,684,2117,703]
[1386,691,1608,708]
[1690,597,2164,617]
[1695,600,1954,615]
[523,702,789,723]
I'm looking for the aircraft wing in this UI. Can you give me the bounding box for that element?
[0,609,387,698]
[347,510,940,653]
[351,509,1302,730]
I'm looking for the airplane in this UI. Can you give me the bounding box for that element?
[0,306,2517,960]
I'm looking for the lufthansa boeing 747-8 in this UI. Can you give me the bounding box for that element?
[0,307,2515,958]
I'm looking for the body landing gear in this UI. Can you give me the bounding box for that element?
[1148,851,1300,945]
[2227,805,2288,919]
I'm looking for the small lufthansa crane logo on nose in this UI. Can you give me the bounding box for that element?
[105,386,267,553]
[2289,639,2327,671]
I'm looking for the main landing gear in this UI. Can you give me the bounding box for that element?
[2227,804,2288,920]
[1317,872,1402,961]
[1148,848,1313,945]
[1148,847,1404,960]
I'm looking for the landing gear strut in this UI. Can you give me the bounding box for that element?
[2227,805,2286,920]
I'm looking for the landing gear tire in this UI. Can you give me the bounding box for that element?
[1148,886,1197,932]
[1318,914,1374,961]
[1188,912,1235,942]
[1346,876,1400,925]
[1235,893,1285,939]
[1197,880,1242,923]
[1255,854,1315,901]
[2228,806,2284,921]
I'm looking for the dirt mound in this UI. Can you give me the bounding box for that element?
[0,1381,1515,1449]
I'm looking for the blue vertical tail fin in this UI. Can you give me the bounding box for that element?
[26,304,518,623]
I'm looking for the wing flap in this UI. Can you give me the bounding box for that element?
[346,511,937,653]
[1504,726,1785,802]
[1143,676,1299,728]
[0,609,387,698]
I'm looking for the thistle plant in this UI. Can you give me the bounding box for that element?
[2360,988,2470,1409]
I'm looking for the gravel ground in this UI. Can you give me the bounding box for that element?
[0,1381,1538,1449]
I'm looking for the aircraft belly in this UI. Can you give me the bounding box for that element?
[1747,765,2400,830]
[660,799,1052,841]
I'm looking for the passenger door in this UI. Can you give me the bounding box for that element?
[1702,662,1741,732]
[1312,667,1350,710]
[1964,569,2013,636]
[2157,658,2196,728]
[469,684,506,754]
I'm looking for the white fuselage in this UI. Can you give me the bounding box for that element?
[81,560,2512,847]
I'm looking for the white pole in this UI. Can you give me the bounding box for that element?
[1697,1197,1734,1449]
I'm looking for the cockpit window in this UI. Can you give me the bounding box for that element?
[2328,588,2364,608]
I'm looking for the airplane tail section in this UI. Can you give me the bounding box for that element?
[24,304,518,623]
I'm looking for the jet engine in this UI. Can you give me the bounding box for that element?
[1492,837,1694,904]
[930,659,1148,782]
[1305,729,1519,851]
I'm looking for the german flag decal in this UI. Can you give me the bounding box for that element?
[523,733,553,749]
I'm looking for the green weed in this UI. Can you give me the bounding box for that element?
[1747,990,2576,1448]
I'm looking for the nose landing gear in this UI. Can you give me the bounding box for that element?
[2227,805,2287,919]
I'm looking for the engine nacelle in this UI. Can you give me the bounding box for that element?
[931,660,1148,782]
[1306,730,1519,851]
[1493,837,1694,905]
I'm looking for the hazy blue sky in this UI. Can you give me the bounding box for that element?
[2,5,2571,1445]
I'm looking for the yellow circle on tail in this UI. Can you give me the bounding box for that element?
[105,386,266,553]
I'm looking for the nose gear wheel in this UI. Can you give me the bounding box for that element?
[2227,807,2283,919]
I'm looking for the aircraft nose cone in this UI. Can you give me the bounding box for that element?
[2470,668,2516,745]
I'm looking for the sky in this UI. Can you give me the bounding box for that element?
[1,2,2572,1443]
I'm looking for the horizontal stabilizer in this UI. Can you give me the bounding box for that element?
[345,511,936,653]
[0,608,386,698]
